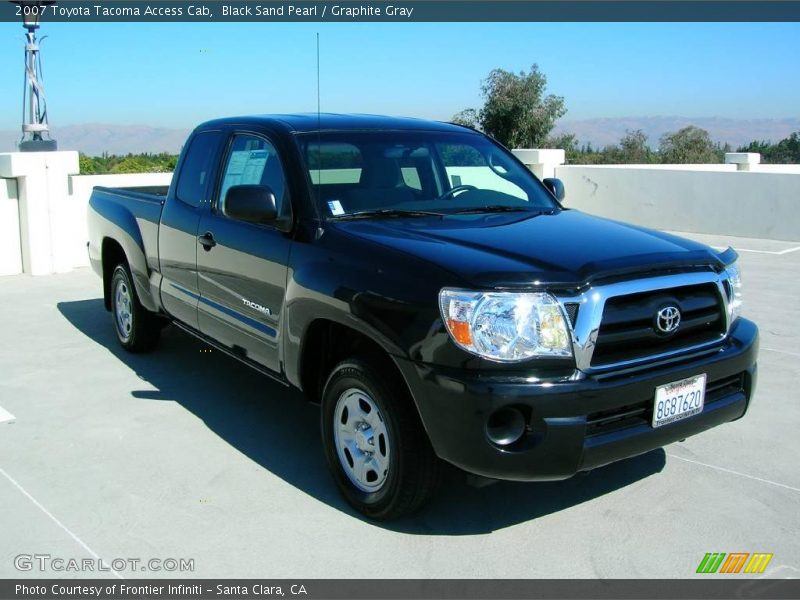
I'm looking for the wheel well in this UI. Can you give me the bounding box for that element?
[101,238,127,311]
[299,320,401,404]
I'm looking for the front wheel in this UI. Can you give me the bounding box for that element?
[110,264,161,352]
[321,359,440,519]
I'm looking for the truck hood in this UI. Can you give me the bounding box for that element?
[331,209,726,289]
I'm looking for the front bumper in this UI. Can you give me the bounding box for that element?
[396,318,758,481]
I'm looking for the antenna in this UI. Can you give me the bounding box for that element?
[316,32,321,123]
[315,32,322,218]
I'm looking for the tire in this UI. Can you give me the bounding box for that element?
[321,358,440,519]
[110,264,161,352]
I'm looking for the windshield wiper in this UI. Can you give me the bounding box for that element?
[451,205,539,215]
[330,208,445,220]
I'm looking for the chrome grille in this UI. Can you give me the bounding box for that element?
[591,283,726,367]
[556,271,731,373]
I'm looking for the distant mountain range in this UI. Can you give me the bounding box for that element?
[0,124,191,156]
[553,116,800,149]
[1,117,798,155]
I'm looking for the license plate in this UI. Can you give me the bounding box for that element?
[652,374,706,428]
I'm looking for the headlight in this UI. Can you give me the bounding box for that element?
[725,261,743,322]
[438,289,572,362]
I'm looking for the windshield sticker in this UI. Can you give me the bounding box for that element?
[327,200,345,216]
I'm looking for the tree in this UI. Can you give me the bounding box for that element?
[617,129,654,163]
[110,156,150,174]
[78,153,97,174]
[78,152,179,174]
[451,108,478,129]
[552,130,654,165]
[740,132,800,164]
[658,126,722,164]
[546,133,580,162]
[771,132,800,163]
[453,64,566,148]
[738,140,771,155]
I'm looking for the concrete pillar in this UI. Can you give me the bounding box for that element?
[725,152,761,172]
[0,151,80,275]
[512,149,566,180]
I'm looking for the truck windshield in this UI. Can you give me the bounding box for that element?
[299,131,558,218]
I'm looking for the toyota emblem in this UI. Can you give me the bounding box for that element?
[655,305,681,334]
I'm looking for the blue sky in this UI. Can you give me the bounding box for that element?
[1,22,798,129]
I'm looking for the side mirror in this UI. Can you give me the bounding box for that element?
[224,185,278,224]
[542,178,565,202]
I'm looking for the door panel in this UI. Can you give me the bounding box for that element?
[158,214,202,327]
[158,130,223,329]
[196,133,292,373]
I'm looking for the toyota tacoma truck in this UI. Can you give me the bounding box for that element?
[87,114,758,519]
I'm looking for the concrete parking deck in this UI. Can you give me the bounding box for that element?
[0,231,798,579]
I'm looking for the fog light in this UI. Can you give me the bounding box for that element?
[486,407,526,446]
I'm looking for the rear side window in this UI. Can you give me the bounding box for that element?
[175,131,223,207]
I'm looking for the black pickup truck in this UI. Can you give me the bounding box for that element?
[88,114,758,519]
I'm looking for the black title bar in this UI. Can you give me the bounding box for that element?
[2,1,800,22]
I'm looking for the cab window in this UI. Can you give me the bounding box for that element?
[175,131,222,207]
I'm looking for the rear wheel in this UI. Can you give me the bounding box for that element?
[110,264,160,352]
[321,358,440,519]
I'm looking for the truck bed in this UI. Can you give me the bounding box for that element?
[93,185,169,201]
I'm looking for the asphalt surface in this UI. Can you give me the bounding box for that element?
[0,231,798,579]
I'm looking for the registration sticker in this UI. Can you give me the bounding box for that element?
[327,200,345,216]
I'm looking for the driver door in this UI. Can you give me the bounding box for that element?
[195,132,292,373]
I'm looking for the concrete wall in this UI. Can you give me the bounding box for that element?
[568,164,737,172]
[751,164,800,174]
[0,151,172,276]
[556,165,800,241]
[0,178,22,276]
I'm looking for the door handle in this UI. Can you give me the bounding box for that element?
[198,232,216,250]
